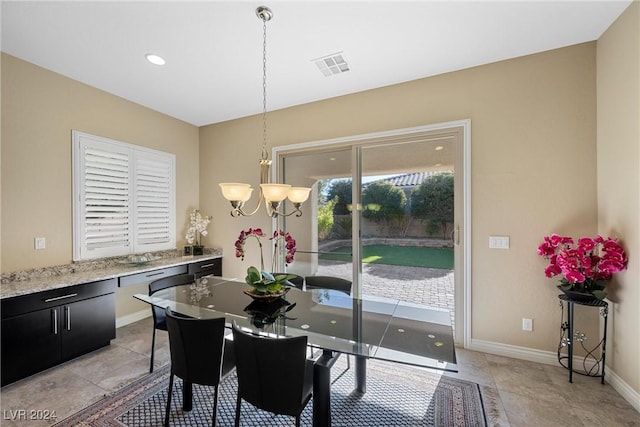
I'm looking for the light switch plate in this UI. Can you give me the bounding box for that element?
[35,237,46,250]
[489,236,510,249]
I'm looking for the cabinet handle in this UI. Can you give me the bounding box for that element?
[45,293,78,303]
[201,263,215,269]
[146,272,164,278]
[65,306,71,330]
[52,309,58,335]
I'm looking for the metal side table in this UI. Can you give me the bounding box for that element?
[557,294,608,384]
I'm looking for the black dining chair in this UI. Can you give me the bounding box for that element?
[304,275,353,380]
[271,272,304,290]
[148,273,195,373]
[231,322,313,427]
[164,308,235,427]
[304,275,352,295]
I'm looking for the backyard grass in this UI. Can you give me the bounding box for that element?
[319,244,454,269]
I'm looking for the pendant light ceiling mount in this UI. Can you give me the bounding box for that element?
[219,6,311,218]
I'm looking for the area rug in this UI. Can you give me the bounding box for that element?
[54,359,486,426]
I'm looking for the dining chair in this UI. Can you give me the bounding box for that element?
[271,272,304,290]
[304,275,353,381]
[304,275,352,295]
[148,273,195,373]
[231,322,313,427]
[164,308,235,427]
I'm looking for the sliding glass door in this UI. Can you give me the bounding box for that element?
[273,122,467,345]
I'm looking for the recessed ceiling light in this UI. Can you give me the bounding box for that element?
[145,53,165,66]
[435,146,444,151]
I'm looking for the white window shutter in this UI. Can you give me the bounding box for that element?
[132,152,175,251]
[73,131,176,260]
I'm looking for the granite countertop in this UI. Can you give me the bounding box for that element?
[0,250,223,300]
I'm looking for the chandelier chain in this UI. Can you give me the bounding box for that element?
[261,16,268,161]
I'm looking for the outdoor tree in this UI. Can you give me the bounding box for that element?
[317,197,336,240]
[362,182,406,236]
[410,173,454,239]
[326,179,352,215]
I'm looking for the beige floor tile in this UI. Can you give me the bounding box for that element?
[499,388,584,427]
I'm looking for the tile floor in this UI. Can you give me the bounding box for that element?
[1,316,638,427]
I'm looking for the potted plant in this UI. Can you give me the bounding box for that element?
[537,234,627,301]
[234,228,297,299]
[185,209,211,255]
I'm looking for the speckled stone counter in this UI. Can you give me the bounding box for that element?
[0,249,223,299]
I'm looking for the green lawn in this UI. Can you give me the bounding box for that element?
[319,244,454,269]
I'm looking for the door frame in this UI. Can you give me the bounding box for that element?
[272,119,471,347]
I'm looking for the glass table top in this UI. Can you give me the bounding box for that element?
[135,276,457,372]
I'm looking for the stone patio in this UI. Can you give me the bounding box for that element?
[316,259,455,328]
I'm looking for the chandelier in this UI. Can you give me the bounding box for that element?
[219,6,311,218]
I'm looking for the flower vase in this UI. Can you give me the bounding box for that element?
[192,245,204,256]
[557,285,598,303]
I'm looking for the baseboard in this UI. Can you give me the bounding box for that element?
[116,309,151,328]
[469,339,640,413]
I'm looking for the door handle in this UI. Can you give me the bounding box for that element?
[52,309,58,335]
[65,306,71,330]
[451,226,460,245]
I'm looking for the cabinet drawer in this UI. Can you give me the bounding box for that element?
[188,258,222,277]
[1,278,117,319]
[118,265,188,287]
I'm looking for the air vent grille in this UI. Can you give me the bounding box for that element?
[313,52,350,77]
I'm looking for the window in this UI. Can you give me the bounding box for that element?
[72,131,176,260]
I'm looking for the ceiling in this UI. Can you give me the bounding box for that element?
[1,1,632,127]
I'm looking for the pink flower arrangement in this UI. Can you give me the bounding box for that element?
[537,234,627,299]
[234,228,298,294]
[234,228,296,269]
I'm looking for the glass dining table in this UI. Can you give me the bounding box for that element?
[134,275,457,427]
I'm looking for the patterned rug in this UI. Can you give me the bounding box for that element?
[54,358,486,426]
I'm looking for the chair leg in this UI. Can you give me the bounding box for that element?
[295,414,301,427]
[234,395,242,427]
[164,374,174,427]
[211,385,219,427]
[150,327,157,373]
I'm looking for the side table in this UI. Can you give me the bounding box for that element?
[557,294,608,384]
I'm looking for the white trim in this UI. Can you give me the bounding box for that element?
[116,309,151,328]
[272,119,472,347]
[469,338,640,412]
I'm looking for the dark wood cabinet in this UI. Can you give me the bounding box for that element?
[1,278,117,386]
[188,258,222,278]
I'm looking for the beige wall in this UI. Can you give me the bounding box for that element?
[1,54,200,272]
[200,40,638,393]
[2,7,638,400]
[597,1,640,393]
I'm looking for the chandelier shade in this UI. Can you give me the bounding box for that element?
[218,6,310,218]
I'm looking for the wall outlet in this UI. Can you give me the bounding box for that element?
[35,237,46,250]
[489,235,510,249]
[522,318,533,332]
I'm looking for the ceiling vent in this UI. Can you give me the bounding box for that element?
[312,52,350,77]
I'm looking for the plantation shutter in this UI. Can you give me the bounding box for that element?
[73,131,175,260]
[133,152,174,250]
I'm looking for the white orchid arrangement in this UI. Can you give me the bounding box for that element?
[185,209,212,246]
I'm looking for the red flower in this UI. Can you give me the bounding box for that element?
[538,234,628,298]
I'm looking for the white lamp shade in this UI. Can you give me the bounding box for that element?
[260,183,291,202]
[287,187,311,203]
[219,183,252,201]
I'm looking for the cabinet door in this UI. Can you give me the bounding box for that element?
[60,294,115,361]
[1,308,61,386]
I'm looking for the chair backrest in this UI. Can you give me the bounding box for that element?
[304,275,352,295]
[165,307,229,386]
[231,322,309,417]
[271,273,304,290]
[149,273,195,329]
